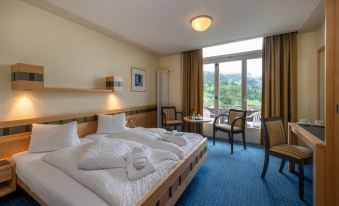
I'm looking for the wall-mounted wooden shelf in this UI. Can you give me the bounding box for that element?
[10,63,118,93]
[43,87,112,93]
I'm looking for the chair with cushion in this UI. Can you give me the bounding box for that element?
[247,111,261,128]
[213,109,247,153]
[261,117,312,200]
[161,106,184,131]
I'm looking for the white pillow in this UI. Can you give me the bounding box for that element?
[96,113,126,134]
[28,121,80,153]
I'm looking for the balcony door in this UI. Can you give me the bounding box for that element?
[203,54,262,120]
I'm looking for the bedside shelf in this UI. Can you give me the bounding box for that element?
[0,159,16,198]
[0,183,13,197]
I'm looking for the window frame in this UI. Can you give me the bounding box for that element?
[203,50,262,115]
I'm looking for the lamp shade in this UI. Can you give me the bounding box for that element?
[191,15,212,32]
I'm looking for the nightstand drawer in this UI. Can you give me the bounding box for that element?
[0,168,12,182]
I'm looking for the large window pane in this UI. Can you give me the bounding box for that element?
[203,37,263,58]
[203,64,215,109]
[219,61,242,112]
[247,58,262,111]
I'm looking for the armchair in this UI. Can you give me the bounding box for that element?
[161,106,184,131]
[213,109,247,153]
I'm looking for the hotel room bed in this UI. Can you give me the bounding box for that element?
[12,133,207,206]
[0,107,208,206]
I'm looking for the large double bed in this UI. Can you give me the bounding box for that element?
[0,106,208,206]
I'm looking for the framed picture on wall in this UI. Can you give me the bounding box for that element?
[131,67,146,92]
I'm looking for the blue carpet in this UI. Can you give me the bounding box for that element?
[176,139,312,206]
[0,139,312,206]
[0,189,38,206]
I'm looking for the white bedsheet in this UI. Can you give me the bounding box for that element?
[12,151,109,206]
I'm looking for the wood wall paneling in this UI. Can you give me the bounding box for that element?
[0,106,156,159]
[325,0,337,205]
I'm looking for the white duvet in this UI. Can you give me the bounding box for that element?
[131,128,204,155]
[42,140,179,206]
[104,128,204,158]
[41,128,204,206]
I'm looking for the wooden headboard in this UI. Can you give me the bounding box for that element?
[0,105,157,159]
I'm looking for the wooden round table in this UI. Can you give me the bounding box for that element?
[184,116,213,134]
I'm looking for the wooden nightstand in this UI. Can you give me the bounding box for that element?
[0,159,16,197]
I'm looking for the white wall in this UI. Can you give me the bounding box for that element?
[158,54,182,111]
[0,0,158,121]
[297,32,318,123]
[316,22,325,48]
[297,22,325,123]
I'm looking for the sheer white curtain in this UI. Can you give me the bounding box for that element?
[156,71,169,127]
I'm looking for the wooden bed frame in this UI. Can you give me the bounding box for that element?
[0,105,208,206]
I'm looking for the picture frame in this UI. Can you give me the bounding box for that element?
[131,67,146,92]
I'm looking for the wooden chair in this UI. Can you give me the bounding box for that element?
[213,109,247,154]
[161,106,184,131]
[261,117,312,200]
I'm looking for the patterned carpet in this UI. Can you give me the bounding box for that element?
[176,140,312,206]
[0,139,312,206]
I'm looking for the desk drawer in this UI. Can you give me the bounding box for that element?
[0,168,12,182]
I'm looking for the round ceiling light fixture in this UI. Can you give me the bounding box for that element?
[191,15,213,32]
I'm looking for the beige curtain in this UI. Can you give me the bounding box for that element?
[262,32,298,140]
[182,49,203,133]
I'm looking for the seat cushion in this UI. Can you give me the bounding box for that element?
[215,124,242,132]
[269,144,312,160]
[166,120,183,125]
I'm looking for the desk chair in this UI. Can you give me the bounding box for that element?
[261,117,312,200]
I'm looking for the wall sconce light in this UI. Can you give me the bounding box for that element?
[106,76,123,92]
[11,63,44,90]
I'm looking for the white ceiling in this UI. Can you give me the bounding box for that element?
[23,0,323,55]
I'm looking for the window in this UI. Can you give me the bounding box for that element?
[203,38,263,127]
[203,64,215,109]
[203,37,263,58]
[219,61,242,110]
[247,58,262,111]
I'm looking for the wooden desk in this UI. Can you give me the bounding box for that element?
[288,122,326,206]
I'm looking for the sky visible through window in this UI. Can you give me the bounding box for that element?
[219,61,241,75]
[203,37,263,58]
[247,58,262,78]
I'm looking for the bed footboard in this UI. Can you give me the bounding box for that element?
[137,138,208,206]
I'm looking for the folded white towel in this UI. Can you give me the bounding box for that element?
[161,133,188,147]
[126,146,156,180]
